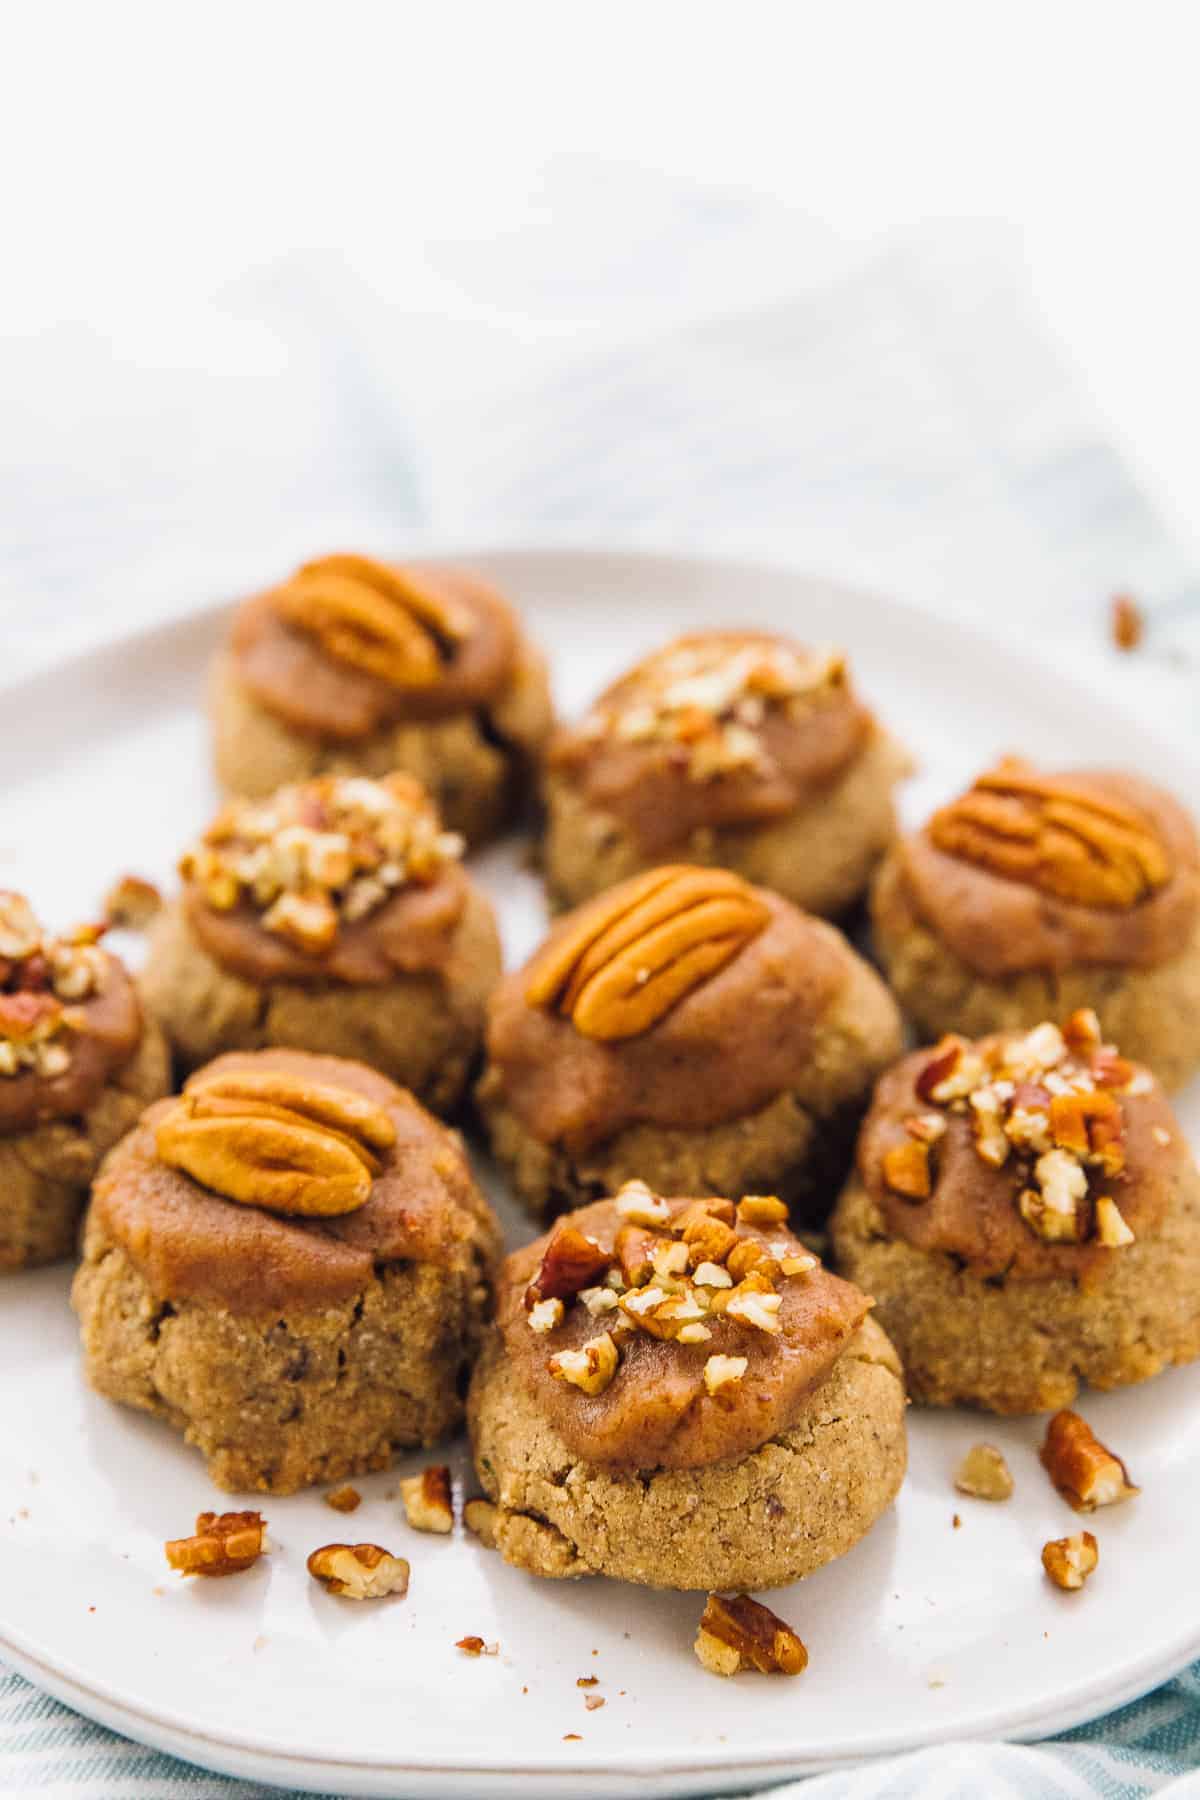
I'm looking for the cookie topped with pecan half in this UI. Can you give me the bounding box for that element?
[872,759,1200,1091]
[477,866,902,1224]
[211,555,554,847]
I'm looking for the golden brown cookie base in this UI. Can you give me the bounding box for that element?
[140,890,500,1114]
[831,1169,1200,1414]
[542,731,906,917]
[209,646,553,847]
[0,1019,170,1272]
[467,1316,906,1590]
[871,852,1200,1091]
[73,1221,492,1493]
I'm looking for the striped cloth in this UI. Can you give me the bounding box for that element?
[3,162,1199,1795]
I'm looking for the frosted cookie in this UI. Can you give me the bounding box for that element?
[476,865,902,1222]
[140,773,500,1113]
[210,553,553,844]
[0,893,169,1270]
[73,1049,501,1493]
[542,632,907,914]
[872,758,1200,1088]
[468,1188,906,1590]
[832,1013,1200,1413]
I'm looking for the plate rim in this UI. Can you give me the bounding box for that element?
[4,538,1199,1793]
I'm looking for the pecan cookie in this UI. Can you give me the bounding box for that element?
[872,759,1200,1087]
[210,554,554,845]
[476,865,902,1223]
[542,632,908,915]
[72,1049,502,1493]
[140,773,501,1112]
[830,1012,1200,1412]
[0,892,170,1270]
[467,1187,906,1590]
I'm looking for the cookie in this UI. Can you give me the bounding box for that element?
[467,1189,906,1590]
[210,554,553,845]
[542,632,907,915]
[831,1013,1200,1412]
[73,1049,502,1492]
[872,758,1200,1089]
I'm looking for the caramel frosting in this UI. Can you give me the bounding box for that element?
[90,1049,501,1313]
[546,632,874,853]
[498,1188,870,1471]
[896,761,1200,977]
[0,893,143,1136]
[179,773,469,986]
[485,869,849,1150]
[858,1013,1184,1283]
[230,555,520,740]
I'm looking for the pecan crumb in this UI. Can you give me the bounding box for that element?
[693,1592,808,1678]
[399,1464,454,1534]
[103,874,163,930]
[954,1443,1014,1502]
[1042,1531,1099,1590]
[576,1675,598,1687]
[584,1694,606,1710]
[1111,594,1144,651]
[165,1510,267,1578]
[307,1542,409,1600]
[324,1484,362,1514]
[456,1635,499,1656]
[1041,1410,1138,1512]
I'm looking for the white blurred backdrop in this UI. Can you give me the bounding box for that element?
[3,1,1199,693]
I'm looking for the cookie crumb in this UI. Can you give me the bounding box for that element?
[585,1694,606,1711]
[324,1484,362,1514]
[577,1676,598,1687]
[456,1635,499,1656]
[563,1732,582,1741]
[952,1513,962,1529]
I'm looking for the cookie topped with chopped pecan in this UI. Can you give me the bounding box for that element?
[498,1184,870,1470]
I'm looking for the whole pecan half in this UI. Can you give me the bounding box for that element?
[524,865,771,1040]
[155,1067,396,1216]
[929,759,1171,909]
[272,552,472,689]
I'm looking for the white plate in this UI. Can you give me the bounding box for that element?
[1,547,1198,1799]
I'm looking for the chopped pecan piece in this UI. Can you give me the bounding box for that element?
[399,1465,454,1534]
[103,874,163,930]
[1110,594,1144,652]
[882,1138,932,1200]
[703,1354,748,1395]
[736,1195,788,1226]
[456,1635,499,1655]
[693,1593,808,1677]
[525,1226,612,1309]
[1094,1196,1135,1247]
[953,1444,1014,1502]
[1040,1411,1139,1512]
[548,1332,619,1395]
[165,1511,267,1578]
[307,1542,410,1599]
[1042,1531,1099,1591]
[324,1484,362,1514]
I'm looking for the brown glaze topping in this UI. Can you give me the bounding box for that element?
[859,1013,1183,1283]
[230,556,519,740]
[899,763,1200,976]
[91,1049,501,1313]
[0,893,143,1136]
[486,876,847,1150]
[500,1188,870,1470]
[180,773,469,986]
[547,632,874,853]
